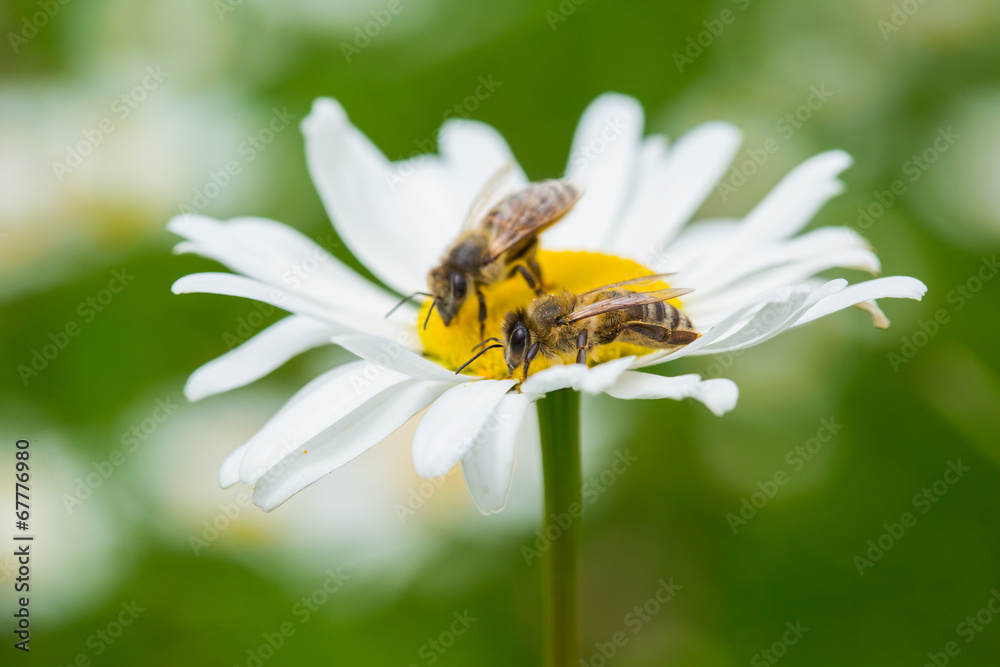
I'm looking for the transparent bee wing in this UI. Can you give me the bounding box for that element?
[567,287,694,323]
[461,163,522,232]
[484,180,583,262]
[576,272,677,297]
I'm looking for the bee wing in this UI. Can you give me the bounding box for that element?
[484,180,583,262]
[577,273,678,297]
[461,163,522,232]
[566,287,694,323]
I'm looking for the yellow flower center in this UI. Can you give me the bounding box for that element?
[418,251,682,380]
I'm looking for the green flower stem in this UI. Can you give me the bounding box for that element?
[537,388,581,667]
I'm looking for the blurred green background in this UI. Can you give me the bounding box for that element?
[2,0,999,665]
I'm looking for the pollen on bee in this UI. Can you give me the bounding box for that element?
[418,250,682,381]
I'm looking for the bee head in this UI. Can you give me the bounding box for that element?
[428,266,470,327]
[501,308,531,374]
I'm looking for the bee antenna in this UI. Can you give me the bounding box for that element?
[454,344,503,375]
[471,337,501,352]
[423,300,438,330]
[386,291,431,318]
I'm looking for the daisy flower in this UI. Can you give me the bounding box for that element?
[169,93,926,518]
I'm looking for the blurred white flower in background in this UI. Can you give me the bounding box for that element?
[0,81,288,301]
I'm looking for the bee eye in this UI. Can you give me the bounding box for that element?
[451,272,468,299]
[509,326,527,360]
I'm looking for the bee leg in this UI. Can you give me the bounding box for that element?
[511,264,542,295]
[522,341,540,382]
[476,289,487,340]
[575,329,588,364]
[528,258,545,295]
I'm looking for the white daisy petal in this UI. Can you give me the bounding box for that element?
[172,272,337,322]
[737,149,853,244]
[332,333,459,382]
[520,356,636,395]
[547,93,645,251]
[614,121,742,254]
[655,219,739,273]
[173,240,199,255]
[683,151,853,283]
[168,214,402,315]
[219,442,249,489]
[184,315,335,402]
[793,276,927,328]
[350,119,527,275]
[631,280,844,368]
[460,392,536,514]
[604,371,739,416]
[252,379,453,511]
[171,272,408,340]
[695,280,846,354]
[238,361,409,484]
[684,249,877,327]
[605,135,666,254]
[683,226,879,298]
[303,98,454,294]
[412,379,518,478]
[628,303,758,369]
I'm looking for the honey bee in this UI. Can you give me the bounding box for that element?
[389,164,582,336]
[456,274,700,380]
